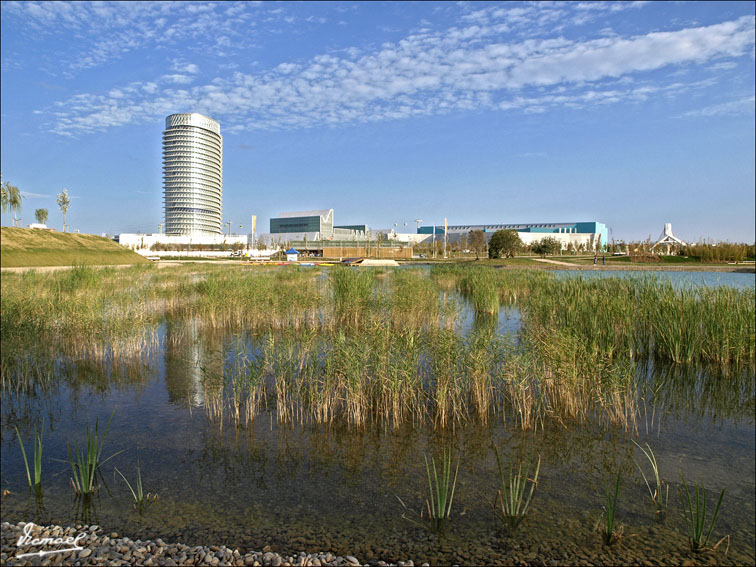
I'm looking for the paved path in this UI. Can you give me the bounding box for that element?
[532,258,585,267]
[0,263,145,274]
[0,259,267,273]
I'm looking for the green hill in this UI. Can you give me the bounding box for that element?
[1,227,149,268]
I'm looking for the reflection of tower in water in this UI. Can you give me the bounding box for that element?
[164,318,216,407]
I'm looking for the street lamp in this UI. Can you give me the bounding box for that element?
[415,219,423,232]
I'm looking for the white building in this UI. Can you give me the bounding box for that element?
[163,113,223,235]
[118,232,271,260]
[416,221,609,251]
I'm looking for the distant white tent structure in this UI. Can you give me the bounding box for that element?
[652,223,686,254]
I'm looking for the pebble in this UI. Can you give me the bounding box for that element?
[2,521,749,567]
[0,522,391,567]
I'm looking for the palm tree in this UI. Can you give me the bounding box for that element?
[57,189,71,232]
[0,181,7,217]
[5,183,22,227]
[35,208,49,226]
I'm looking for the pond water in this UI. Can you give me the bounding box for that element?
[552,269,755,290]
[1,278,754,566]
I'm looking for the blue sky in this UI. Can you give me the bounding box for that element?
[1,1,754,242]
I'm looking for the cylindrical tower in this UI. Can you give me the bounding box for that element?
[162,113,223,235]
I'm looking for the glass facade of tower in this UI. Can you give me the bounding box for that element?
[162,113,223,235]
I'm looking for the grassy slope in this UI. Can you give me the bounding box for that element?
[1,227,149,267]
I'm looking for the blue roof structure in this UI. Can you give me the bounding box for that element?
[285,248,299,254]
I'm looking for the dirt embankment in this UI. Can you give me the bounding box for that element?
[1,227,149,268]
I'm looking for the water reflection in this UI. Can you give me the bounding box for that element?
[164,319,206,407]
[638,360,755,424]
[1,299,754,565]
[554,269,755,290]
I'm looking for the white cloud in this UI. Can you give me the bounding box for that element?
[162,74,195,85]
[680,95,756,117]
[36,11,756,135]
[20,192,54,198]
[2,1,263,71]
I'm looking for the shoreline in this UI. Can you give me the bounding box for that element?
[1,519,741,567]
[2,260,754,274]
[1,522,387,567]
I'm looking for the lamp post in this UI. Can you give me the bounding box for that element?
[432,225,435,259]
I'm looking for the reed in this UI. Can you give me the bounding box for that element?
[14,422,43,488]
[632,440,667,514]
[4,264,750,435]
[679,475,727,553]
[494,448,541,534]
[389,269,441,329]
[460,268,499,315]
[114,461,158,509]
[464,329,502,425]
[1,265,163,387]
[429,264,466,290]
[330,266,376,326]
[192,268,324,331]
[599,472,622,546]
[522,274,754,367]
[426,330,467,429]
[424,448,460,532]
[68,410,122,495]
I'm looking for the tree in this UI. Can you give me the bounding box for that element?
[469,230,486,259]
[0,180,6,215]
[456,233,468,256]
[2,179,22,226]
[532,236,561,257]
[57,188,71,232]
[35,208,49,226]
[488,229,523,259]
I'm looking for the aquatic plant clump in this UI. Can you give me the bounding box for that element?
[599,472,622,546]
[14,423,43,488]
[67,410,121,495]
[679,475,727,553]
[494,449,541,534]
[2,265,752,432]
[521,275,754,367]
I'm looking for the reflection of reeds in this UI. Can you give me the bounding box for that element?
[4,265,751,432]
[1,265,161,388]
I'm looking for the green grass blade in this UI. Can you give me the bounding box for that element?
[703,488,725,547]
[14,426,32,487]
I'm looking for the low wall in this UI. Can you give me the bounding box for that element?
[136,250,272,259]
[320,246,413,259]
